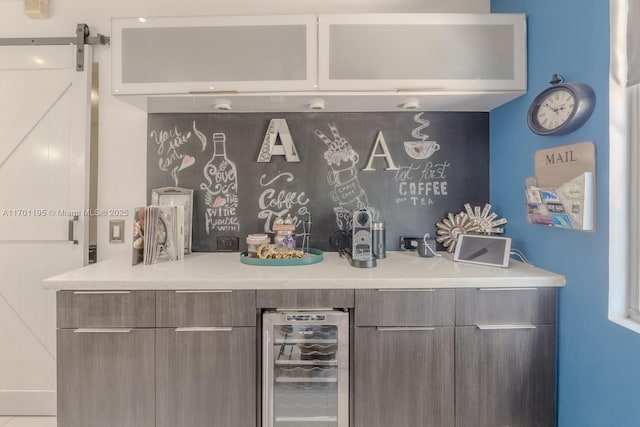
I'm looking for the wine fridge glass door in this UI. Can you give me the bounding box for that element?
[263,311,349,427]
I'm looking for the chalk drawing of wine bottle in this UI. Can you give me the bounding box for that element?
[200,132,240,234]
[315,124,372,230]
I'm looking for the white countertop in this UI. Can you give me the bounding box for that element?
[43,251,565,290]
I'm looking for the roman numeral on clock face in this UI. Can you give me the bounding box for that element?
[535,89,575,130]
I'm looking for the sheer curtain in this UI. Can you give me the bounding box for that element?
[628,0,640,86]
[629,1,640,318]
[609,0,640,326]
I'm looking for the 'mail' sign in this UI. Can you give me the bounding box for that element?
[534,141,595,188]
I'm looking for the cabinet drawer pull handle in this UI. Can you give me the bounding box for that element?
[377,289,435,292]
[174,327,233,332]
[476,324,536,330]
[68,215,78,244]
[376,327,435,332]
[72,291,131,295]
[397,88,444,92]
[263,329,271,427]
[174,290,232,293]
[478,288,537,292]
[73,328,133,333]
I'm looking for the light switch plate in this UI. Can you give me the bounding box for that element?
[109,219,125,243]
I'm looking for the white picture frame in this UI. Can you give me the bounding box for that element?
[151,187,193,254]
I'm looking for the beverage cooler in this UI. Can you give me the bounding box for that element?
[262,311,349,427]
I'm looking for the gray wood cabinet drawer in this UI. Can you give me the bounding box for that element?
[455,287,556,326]
[155,327,256,427]
[354,326,454,427]
[156,290,256,327]
[455,324,556,427]
[57,290,155,328]
[57,328,155,427]
[355,289,455,326]
[256,289,354,308]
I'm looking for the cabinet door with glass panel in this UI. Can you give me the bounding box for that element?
[318,13,526,92]
[263,311,349,427]
[112,15,318,94]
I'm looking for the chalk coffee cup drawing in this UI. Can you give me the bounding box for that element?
[404,140,440,160]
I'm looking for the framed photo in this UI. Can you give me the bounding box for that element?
[151,187,193,254]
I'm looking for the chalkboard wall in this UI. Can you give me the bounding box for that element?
[147,112,489,252]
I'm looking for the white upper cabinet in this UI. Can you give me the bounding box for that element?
[111,15,318,94]
[112,13,528,111]
[317,13,526,92]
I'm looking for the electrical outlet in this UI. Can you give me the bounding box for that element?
[217,236,239,251]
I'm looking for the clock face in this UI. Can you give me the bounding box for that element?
[527,81,596,136]
[535,88,576,131]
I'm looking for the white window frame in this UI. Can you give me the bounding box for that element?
[609,0,640,333]
[627,85,640,326]
[630,85,640,323]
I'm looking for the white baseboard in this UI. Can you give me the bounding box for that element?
[0,390,56,416]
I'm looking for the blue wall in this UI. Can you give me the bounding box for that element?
[490,1,640,426]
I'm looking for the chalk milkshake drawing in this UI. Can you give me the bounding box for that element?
[200,132,240,234]
[314,124,372,229]
[404,113,441,160]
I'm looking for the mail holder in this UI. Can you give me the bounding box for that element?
[525,141,596,231]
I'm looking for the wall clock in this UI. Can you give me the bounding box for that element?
[527,74,596,136]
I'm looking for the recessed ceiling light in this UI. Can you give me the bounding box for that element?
[138,17,147,23]
[308,98,326,111]
[213,99,232,111]
[400,98,420,110]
